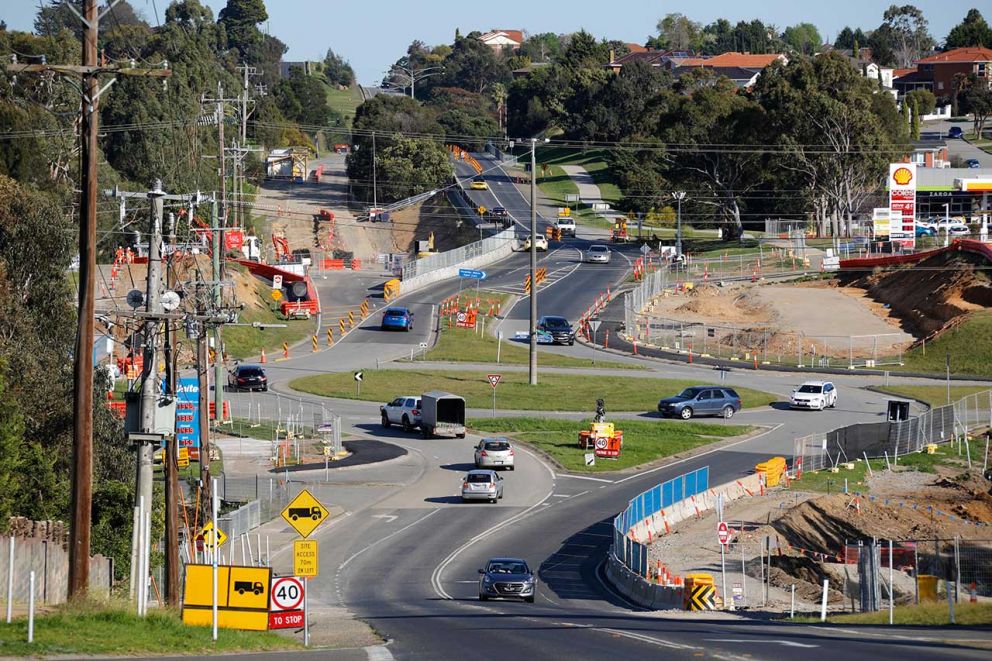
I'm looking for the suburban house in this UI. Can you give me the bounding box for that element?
[278,61,314,78]
[478,29,524,53]
[894,46,992,98]
[908,141,950,169]
[607,50,785,87]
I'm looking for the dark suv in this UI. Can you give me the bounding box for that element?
[228,365,268,392]
[658,386,741,419]
[537,316,575,345]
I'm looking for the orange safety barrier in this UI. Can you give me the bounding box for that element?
[108,401,127,419]
[351,258,362,270]
[207,401,231,421]
[322,258,346,270]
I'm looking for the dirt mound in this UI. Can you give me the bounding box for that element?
[670,284,772,323]
[841,251,992,338]
[388,194,477,255]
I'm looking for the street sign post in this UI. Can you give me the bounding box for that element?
[640,243,651,256]
[487,374,501,417]
[587,318,602,345]
[717,518,731,611]
[281,490,329,539]
[182,565,271,631]
[294,540,318,577]
[198,521,227,553]
[718,521,730,546]
[354,371,363,397]
[269,576,304,630]
[584,453,595,467]
[458,268,487,280]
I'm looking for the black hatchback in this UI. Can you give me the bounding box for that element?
[228,365,268,392]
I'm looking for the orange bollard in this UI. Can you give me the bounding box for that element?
[260,349,267,364]
[282,342,289,359]
[604,330,609,348]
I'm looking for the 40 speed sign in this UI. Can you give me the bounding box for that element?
[268,576,305,630]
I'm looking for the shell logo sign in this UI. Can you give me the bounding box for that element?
[891,167,914,186]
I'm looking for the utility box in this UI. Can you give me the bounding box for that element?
[124,391,177,437]
[887,399,911,422]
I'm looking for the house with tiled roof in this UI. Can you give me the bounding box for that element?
[703,52,787,68]
[904,46,992,98]
[478,29,524,53]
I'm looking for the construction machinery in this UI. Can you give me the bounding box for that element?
[272,225,291,262]
[611,217,630,243]
[416,232,438,258]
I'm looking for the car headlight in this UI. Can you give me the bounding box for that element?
[483,576,493,584]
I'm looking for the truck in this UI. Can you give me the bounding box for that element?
[420,391,466,439]
[287,506,322,521]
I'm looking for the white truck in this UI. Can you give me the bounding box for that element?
[555,216,576,237]
[420,391,466,439]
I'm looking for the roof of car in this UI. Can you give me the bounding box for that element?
[467,469,498,475]
[487,556,526,563]
[589,244,609,249]
[481,437,512,443]
[237,364,264,370]
[384,307,410,313]
[799,381,831,386]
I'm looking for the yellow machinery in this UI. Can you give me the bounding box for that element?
[417,232,438,258]
[612,217,629,243]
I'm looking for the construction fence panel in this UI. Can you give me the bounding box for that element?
[401,228,516,281]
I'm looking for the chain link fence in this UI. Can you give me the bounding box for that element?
[218,394,344,464]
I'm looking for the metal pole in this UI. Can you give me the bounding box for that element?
[5,536,13,623]
[27,571,34,644]
[790,584,796,618]
[820,579,829,621]
[529,140,538,385]
[136,497,145,615]
[720,543,727,610]
[889,539,894,625]
[372,131,378,209]
[304,576,310,647]
[212,478,219,641]
[164,234,179,607]
[69,0,99,599]
[674,192,685,258]
[954,535,961,604]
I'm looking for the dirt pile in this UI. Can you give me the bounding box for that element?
[841,251,992,338]
[388,194,477,255]
[662,283,772,324]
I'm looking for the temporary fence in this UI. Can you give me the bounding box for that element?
[0,536,113,606]
[793,390,992,474]
[219,393,343,462]
[401,227,517,282]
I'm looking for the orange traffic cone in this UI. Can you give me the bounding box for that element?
[260,349,267,364]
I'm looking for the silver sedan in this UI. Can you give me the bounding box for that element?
[461,470,504,503]
[474,438,515,470]
[585,245,611,263]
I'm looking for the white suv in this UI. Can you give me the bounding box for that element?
[790,381,837,410]
[555,217,576,237]
[381,395,422,432]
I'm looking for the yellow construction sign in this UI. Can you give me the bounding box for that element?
[199,521,228,550]
[182,564,271,631]
[177,447,190,468]
[280,489,329,538]
[294,539,319,577]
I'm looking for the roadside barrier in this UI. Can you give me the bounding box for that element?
[321,258,346,270]
[207,401,231,422]
[282,342,289,359]
[326,328,334,346]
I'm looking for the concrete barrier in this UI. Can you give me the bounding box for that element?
[605,551,683,610]
[399,228,516,296]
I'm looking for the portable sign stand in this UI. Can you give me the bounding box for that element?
[487,374,502,417]
[280,489,329,647]
[717,496,731,611]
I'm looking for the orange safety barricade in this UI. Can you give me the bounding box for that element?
[351,258,362,270]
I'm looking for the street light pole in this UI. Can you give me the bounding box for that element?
[529,139,538,385]
[673,191,687,258]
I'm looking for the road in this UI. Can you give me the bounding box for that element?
[211,155,991,660]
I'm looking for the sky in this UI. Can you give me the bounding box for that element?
[1,1,983,83]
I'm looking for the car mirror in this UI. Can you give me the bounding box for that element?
[478,568,485,574]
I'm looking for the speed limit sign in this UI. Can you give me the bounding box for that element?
[269,576,305,629]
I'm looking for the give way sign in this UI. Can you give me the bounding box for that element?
[717,521,731,546]
[487,374,502,388]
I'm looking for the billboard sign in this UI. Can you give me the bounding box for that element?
[888,163,916,247]
[175,376,200,451]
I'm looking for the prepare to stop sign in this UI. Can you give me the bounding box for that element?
[717,521,730,546]
[268,576,305,630]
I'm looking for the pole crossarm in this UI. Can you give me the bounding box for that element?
[2,63,172,77]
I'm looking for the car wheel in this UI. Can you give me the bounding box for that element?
[679,407,693,420]
[402,415,413,432]
[457,432,466,439]
[261,386,268,392]
[525,596,535,603]
[509,465,515,471]
[830,397,837,409]
[818,401,825,411]
[722,406,735,419]
[568,340,574,346]
[381,413,391,428]
[480,594,488,601]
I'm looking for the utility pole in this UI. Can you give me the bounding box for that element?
[236,63,259,144]
[529,139,538,385]
[137,182,165,525]
[372,131,378,209]
[163,212,179,607]
[673,191,687,259]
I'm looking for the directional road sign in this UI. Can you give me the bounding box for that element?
[640,243,651,255]
[354,371,363,382]
[487,374,502,388]
[294,540,319,577]
[717,521,730,546]
[281,489,330,538]
[584,453,595,467]
[587,319,602,333]
[458,268,487,280]
[199,521,227,550]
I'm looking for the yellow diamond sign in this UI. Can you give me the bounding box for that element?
[280,489,329,538]
[199,521,228,550]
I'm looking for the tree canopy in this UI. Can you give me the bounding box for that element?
[945,9,992,49]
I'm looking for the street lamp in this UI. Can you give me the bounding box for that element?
[672,191,687,258]
[944,202,950,247]
[387,64,444,99]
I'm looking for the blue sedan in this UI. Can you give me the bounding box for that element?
[381,307,414,332]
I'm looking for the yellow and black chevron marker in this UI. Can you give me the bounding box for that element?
[686,584,716,611]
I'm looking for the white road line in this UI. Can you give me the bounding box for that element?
[365,644,395,661]
[552,494,571,498]
[556,473,614,483]
[614,423,784,484]
[339,508,440,571]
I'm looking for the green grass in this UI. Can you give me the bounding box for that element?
[323,84,363,127]
[899,311,992,377]
[290,370,778,412]
[793,601,992,625]
[468,417,752,472]
[875,384,992,407]
[0,606,297,656]
[223,268,314,360]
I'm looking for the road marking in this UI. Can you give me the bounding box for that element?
[365,644,395,661]
[614,424,784,484]
[340,509,440,570]
[552,494,571,498]
[599,627,699,651]
[556,473,613,483]
[704,639,819,649]
[372,514,398,523]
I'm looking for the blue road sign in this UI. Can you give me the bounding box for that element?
[458,269,487,280]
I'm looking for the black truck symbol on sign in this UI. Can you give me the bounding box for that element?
[234,580,264,595]
[288,506,322,521]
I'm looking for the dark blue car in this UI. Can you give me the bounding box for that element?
[381,307,414,332]
[947,126,963,139]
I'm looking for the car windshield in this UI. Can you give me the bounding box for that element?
[677,388,703,398]
[488,561,528,574]
[239,367,264,376]
[473,176,484,182]
[467,474,493,483]
[797,384,823,394]
[484,441,511,451]
[384,309,406,316]
[589,246,607,253]
[542,317,569,329]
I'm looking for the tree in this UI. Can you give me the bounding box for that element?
[945,9,992,49]
[218,0,267,54]
[882,4,935,67]
[323,48,355,87]
[375,138,452,201]
[909,97,921,139]
[438,33,510,95]
[0,365,25,524]
[519,32,562,63]
[783,23,822,55]
[274,66,335,127]
[867,24,898,66]
[965,83,992,138]
[653,13,704,51]
[905,89,936,116]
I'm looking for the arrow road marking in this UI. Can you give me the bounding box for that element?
[372,514,398,523]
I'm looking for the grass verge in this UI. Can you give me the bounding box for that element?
[468,417,752,472]
[0,607,297,656]
[899,311,992,377]
[290,369,778,412]
[223,267,314,360]
[875,384,991,407]
[793,600,992,625]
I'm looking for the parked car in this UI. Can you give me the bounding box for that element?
[421,391,466,438]
[462,469,503,503]
[475,438,515,470]
[965,158,982,169]
[537,315,575,345]
[915,225,936,237]
[790,381,838,410]
[657,386,742,419]
[470,176,488,190]
[380,395,422,431]
[947,126,964,139]
[228,364,268,392]
[933,221,970,236]
[585,244,611,263]
[380,307,414,331]
[478,557,536,602]
[521,234,548,251]
[554,217,576,237]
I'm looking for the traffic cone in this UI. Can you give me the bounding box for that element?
[260,349,266,364]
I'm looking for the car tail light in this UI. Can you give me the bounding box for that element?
[509,449,515,456]
[463,482,469,489]
[238,378,247,383]
[412,409,420,416]
[479,450,488,457]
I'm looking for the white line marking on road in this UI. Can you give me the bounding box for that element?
[556,473,614,483]
[614,423,784,484]
[572,490,589,498]
[599,627,698,651]
[552,494,571,498]
[372,514,398,523]
[340,508,440,571]
[365,644,395,661]
[705,639,819,648]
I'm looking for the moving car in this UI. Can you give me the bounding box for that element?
[521,234,548,251]
[228,364,268,392]
[537,315,575,345]
[585,244,611,263]
[478,557,536,602]
[965,158,982,169]
[657,386,741,419]
[380,395,422,432]
[380,307,414,331]
[474,438,515,470]
[462,469,503,503]
[790,381,837,410]
[947,126,964,139]
[470,176,488,190]
[554,217,576,237]
[915,225,936,237]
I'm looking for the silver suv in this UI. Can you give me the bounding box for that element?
[478,557,536,602]
[380,395,422,432]
[474,438,515,470]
